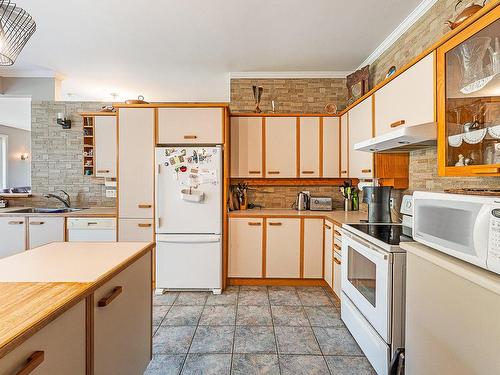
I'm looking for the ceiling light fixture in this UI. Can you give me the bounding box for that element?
[0,0,36,66]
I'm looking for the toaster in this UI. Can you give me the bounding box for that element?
[309,197,333,211]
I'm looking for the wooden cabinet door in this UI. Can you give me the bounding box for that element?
[118,219,154,242]
[94,116,117,178]
[0,217,26,259]
[266,218,300,278]
[93,251,152,375]
[118,108,154,219]
[157,108,223,144]
[333,251,342,299]
[28,217,64,249]
[323,220,333,288]
[340,113,349,178]
[0,300,86,375]
[265,117,297,178]
[228,218,263,278]
[299,117,320,177]
[349,96,374,178]
[230,117,263,178]
[303,219,323,278]
[375,53,434,136]
[322,117,340,178]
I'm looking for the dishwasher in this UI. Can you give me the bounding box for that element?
[67,218,116,242]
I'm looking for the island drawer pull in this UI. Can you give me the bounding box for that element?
[390,120,405,128]
[333,257,341,265]
[8,221,24,225]
[98,286,123,307]
[97,169,110,174]
[361,169,372,173]
[302,170,315,174]
[16,350,44,375]
[248,222,262,226]
[267,171,280,175]
[29,221,45,226]
[333,244,341,251]
[324,223,331,230]
[183,135,198,139]
[269,222,282,226]
[138,204,152,209]
[334,230,341,236]
[138,223,152,228]
[248,170,261,174]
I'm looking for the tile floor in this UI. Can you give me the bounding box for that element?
[147,286,375,375]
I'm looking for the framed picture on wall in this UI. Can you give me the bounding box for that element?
[346,65,370,104]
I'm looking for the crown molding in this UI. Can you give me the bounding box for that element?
[230,71,352,79]
[357,0,438,69]
[0,68,64,80]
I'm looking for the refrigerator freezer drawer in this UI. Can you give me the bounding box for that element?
[156,235,222,290]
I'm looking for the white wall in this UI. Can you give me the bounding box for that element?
[0,77,60,101]
[0,97,32,131]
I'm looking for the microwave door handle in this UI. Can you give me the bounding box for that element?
[473,206,490,262]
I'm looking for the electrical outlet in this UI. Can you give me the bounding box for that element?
[390,197,395,209]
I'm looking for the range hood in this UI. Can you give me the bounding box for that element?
[354,122,437,153]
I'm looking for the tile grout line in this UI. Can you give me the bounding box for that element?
[270,286,283,375]
[229,287,240,374]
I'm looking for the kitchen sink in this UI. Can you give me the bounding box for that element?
[7,208,88,214]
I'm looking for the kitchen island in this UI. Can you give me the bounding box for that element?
[0,241,154,375]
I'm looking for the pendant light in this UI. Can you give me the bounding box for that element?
[0,0,36,66]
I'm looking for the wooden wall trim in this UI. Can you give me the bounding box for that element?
[299,218,305,278]
[319,117,324,178]
[228,278,328,287]
[262,218,267,278]
[296,118,300,178]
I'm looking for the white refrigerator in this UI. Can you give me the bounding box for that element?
[155,146,222,293]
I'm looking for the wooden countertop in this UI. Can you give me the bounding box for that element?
[0,207,117,217]
[0,242,155,358]
[228,209,367,226]
[401,242,500,296]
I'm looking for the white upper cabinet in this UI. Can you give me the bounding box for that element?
[230,117,263,178]
[299,117,320,177]
[375,52,435,136]
[118,108,155,219]
[265,117,297,178]
[94,116,117,178]
[340,113,349,178]
[157,107,223,144]
[349,96,374,179]
[322,117,340,178]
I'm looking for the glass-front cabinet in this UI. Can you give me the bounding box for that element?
[438,7,500,176]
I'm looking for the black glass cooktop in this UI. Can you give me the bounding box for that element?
[347,224,412,246]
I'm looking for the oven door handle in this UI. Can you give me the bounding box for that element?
[342,231,390,260]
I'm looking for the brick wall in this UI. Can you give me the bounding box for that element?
[230,78,348,113]
[24,101,116,208]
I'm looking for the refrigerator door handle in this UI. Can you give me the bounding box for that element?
[156,164,162,230]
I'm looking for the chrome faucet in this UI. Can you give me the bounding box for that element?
[43,190,71,208]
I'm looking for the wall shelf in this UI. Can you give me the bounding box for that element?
[82,116,95,176]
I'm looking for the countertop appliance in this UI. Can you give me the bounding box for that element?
[155,146,222,294]
[309,196,333,211]
[362,186,392,223]
[67,218,116,242]
[413,191,500,274]
[295,192,309,211]
[340,198,413,375]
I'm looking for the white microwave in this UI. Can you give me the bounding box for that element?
[413,191,500,274]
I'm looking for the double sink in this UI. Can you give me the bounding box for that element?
[8,208,87,214]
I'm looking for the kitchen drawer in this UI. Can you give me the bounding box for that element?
[28,217,65,249]
[118,219,154,242]
[93,251,152,375]
[333,250,342,299]
[324,220,334,288]
[0,300,86,375]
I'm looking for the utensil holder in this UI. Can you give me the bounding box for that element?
[344,198,353,211]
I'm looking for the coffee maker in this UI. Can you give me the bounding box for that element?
[362,186,392,223]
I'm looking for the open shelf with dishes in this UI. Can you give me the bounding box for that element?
[82,116,95,176]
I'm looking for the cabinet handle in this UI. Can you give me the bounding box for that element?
[267,171,280,175]
[390,120,405,128]
[324,224,331,230]
[16,351,44,375]
[29,221,45,225]
[334,230,341,236]
[333,257,341,265]
[97,169,110,173]
[86,222,99,226]
[8,221,23,225]
[184,135,198,139]
[138,223,152,228]
[334,244,341,251]
[269,222,282,226]
[248,222,262,226]
[341,170,347,174]
[138,204,152,209]
[98,286,123,307]
[361,169,372,173]
[302,170,315,174]
[248,170,261,174]
[472,167,500,174]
